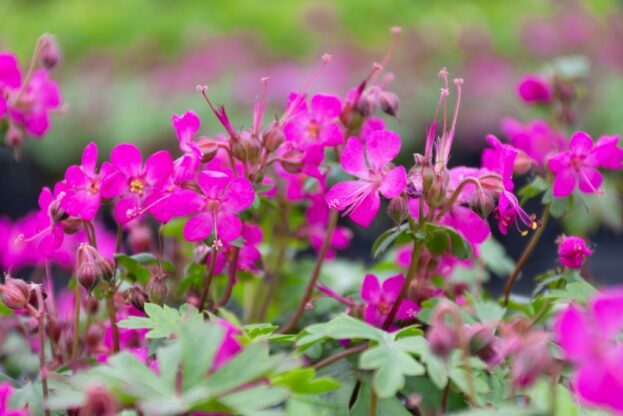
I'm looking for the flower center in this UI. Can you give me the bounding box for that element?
[130,179,144,195]
[307,122,321,139]
[88,179,100,195]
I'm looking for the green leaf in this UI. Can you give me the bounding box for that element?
[478,237,515,276]
[371,223,411,259]
[422,224,472,260]
[180,323,224,391]
[473,300,506,324]
[219,385,290,416]
[118,303,203,338]
[519,176,550,201]
[546,280,596,303]
[297,314,385,348]
[271,368,341,395]
[391,335,449,389]
[350,377,413,416]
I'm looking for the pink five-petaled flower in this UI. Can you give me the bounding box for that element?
[101,144,173,225]
[62,142,114,221]
[361,274,419,328]
[284,93,343,150]
[548,131,623,198]
[183,171,255,243]
[557,235,591,269]
[555,289,623,413]
[19,185,66,258]
[0,53,21,117]
[517,74,552,104]
[326,130,407,227]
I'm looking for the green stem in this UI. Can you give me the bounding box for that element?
[313,343,368,370]
[115,224,123,253]
[278,209,339,334]
[106,288,120,352]
[503,205,550,305]
[218,247,240,308]
[198,249,218,311]
[71,283,81,362]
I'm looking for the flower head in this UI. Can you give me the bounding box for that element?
[517,74,552,104]
[557,235,591,269]
[284,92,343,150]
[183,171,255,243]
[326,130,407,227]
[548,131,623,198]
[360,274,419,328]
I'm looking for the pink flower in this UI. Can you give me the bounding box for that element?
[283,93,343,150]
[61,142,114,221]
[548,131,623,198]
[481,135,520,191]
[0,382,29,416]
[501,118,565,167]
[237,224,263,272]
[555,289,623,413]
[172,110,201,153]
[19,185,66,258]
[517,75,552,104]
[557,235,591,269]
[360,274,419,328]
[183,171,255,243]
[326,130,407,227]
[8,69,61,137]
[101,144,173,224]
[213,320,242,370]
[0,53,21,117]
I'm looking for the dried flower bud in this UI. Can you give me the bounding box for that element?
[469,188,495,218]
[387,196,409,225]
[379,90,400,117]
[79,384,119,416]
[46,316,62,344]
[123,286,149,312]
[38,34,61,70]
[147,274,167,305]
[76,244,112,292]
[128,223,152,253]
[0,276,31,310]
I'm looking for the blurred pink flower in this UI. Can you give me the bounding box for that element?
[557,235,591,269]
[517,75,552,104]
[361,274,418,328]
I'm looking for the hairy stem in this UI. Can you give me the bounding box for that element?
[441,383,450,415]
[33,287,50,416]
[198,250,218,311]
[369,389,377,416]
[313,343,368,370]
[278,209,338,334]
[503,205,550,305]
[115,225,123,253]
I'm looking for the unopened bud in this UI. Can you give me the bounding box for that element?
[62,217,83,234]
[77,262,100,293]
[387,196,409,224]
[231,140,248,161]
[246,137,262,165]
[466,325,496,361]
[123,286,149,312]
[513,151,533,175]
[469,188,495,218]
[46,316,62,344]
[196,138,219,163]
[479,174,505,194]
[38,34,61,70]
[85,323,105,350]
[0,276,31,310]
[427,322,457,359]
[262,123,284,152]
[147,274,167,305]
[280,149,305,174]
[48,198,67,223]
[98,258,115,282]
[356,89,378,117]
[379,90,400,117]
[83,296,99,315]
[425,172,448,208]
[79,384,119,416]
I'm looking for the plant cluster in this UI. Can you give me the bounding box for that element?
[1,30,622,415]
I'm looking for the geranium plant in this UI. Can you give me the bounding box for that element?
[1,29,623,416]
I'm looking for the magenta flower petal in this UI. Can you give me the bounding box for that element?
[172,110,200,144]
[396,299,420,320]
[81,141,98,175]
[366,130,401,171]
[569,131,593,154]
[361,274,381,303]
[111,144,143,178]
[381,274,405,300]
[197,171,230,198]
[590,135,623,169]
[340,137,367,177]
[100,168,125,199]
[215,211,243,242]
[0,53,22,88]
[63,190,100,221]
[379,166,407,199]
[552,168,577,198]
[325,180,367,211]
[555,304,592,361]
[577,166,602,194]
[349,190,380,227]
[318,122,344,147]
[517,75,552,104]
[447,205,490,245]
[310,94,342,119]
[143,150,173,187]
[220,178,255,212]
[574,363,623,412]
[364,304,383,326]
[184,212,214,242]
[113,195,141,224]
[591,290,623,337]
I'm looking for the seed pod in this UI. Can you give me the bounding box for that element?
[147,274,167,305]
[387,196,409,225]
[379,90,400,117]
[262,123,284,152]
[38,34,61,70]
[469,188,495,218]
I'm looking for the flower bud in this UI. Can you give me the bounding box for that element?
[513,151,533,175]
[427,322,457,359]
[465,325,496,362]
[517,75,551,104]
[280,149,305,174]
[196,137,219,163]
[147,274,167,305]
[0,276,31,310]
[262,123,284,152]
[62,217,83,234]
[123,286,149,312]
[77,262,100,293]
[98,258,116,282]
[479,174,505,194]
[85,322,105,351]
[38,34,61,70]
[48,198,67,223]
[511,334,550,389]
[128,223,152,253]
[379,90,400,117]
[425,172,448,208]
[421,166,435,194]
[231,140,248,161]
[83,296,99,315]
[469,188,495,218]
[46,316,62,344]
[356,88,379,117]
[557,235,591,269]
[79,384,119,416]
[387,196,409,225]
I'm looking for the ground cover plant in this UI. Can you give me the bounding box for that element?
[1,29,623,416]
